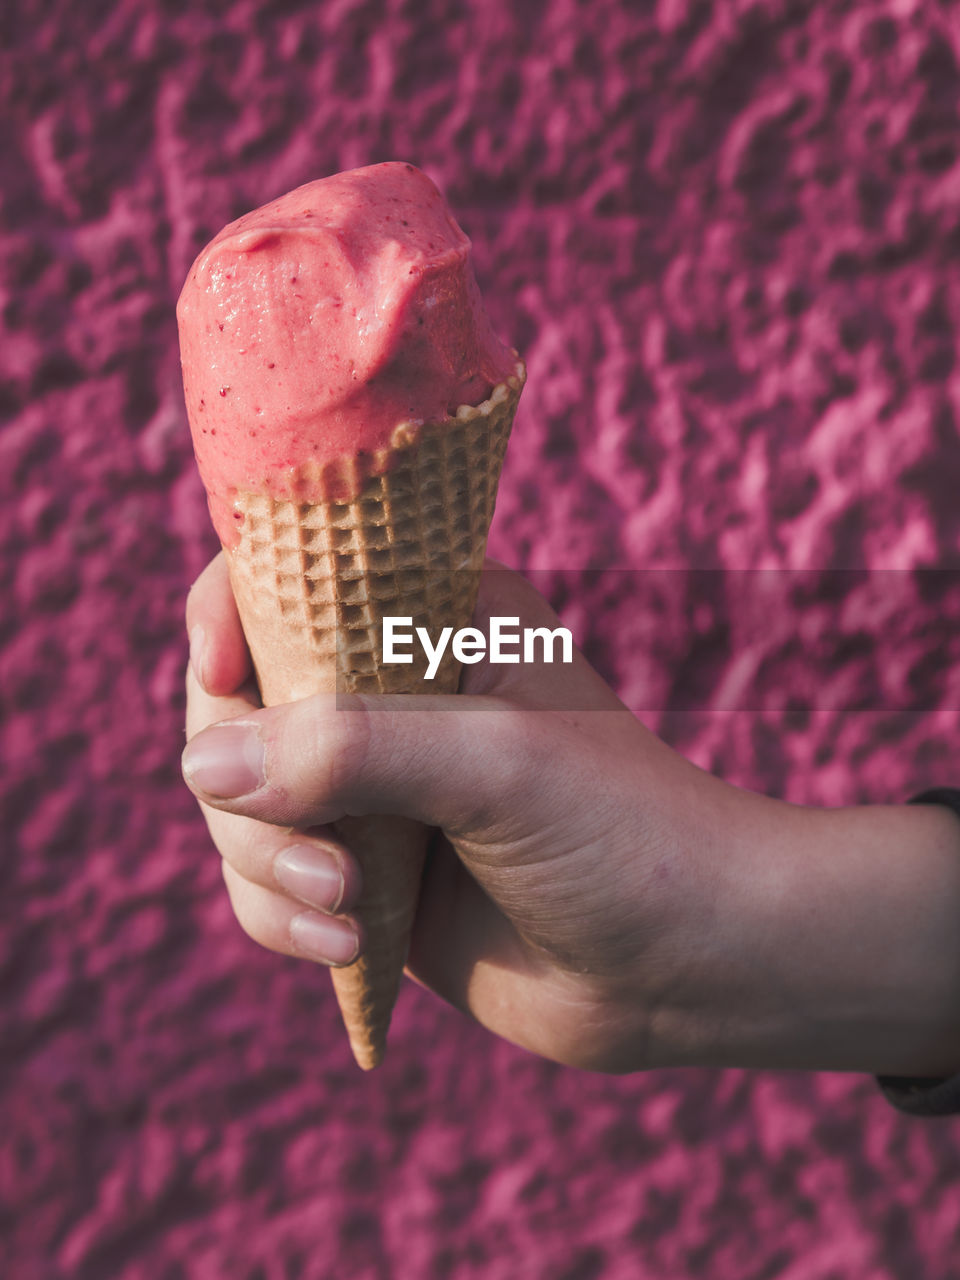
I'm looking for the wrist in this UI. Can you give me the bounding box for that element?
[653,788,960,1076]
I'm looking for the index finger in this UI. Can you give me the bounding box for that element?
[185,551,253,697]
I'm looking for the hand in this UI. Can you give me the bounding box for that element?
[183,555,749,1073]
[183,556,960,1078]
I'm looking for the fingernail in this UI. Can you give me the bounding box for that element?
[275,845,344,913]
[189,625,207,689]
[290,912,359,967]
[182,722,265,798]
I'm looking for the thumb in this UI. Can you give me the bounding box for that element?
[181,689,550,839]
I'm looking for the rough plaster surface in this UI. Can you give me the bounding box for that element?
[4,1,960,1276]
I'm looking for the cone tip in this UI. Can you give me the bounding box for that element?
[352,1040,386,1070]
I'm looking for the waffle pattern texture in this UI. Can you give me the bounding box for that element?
[226,368,523,705]
[226,370,523,1068]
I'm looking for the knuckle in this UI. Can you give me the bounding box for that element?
[298,697,374,809]
[222,860,284,955]
[470,706,546,819]
[222,819,276,885]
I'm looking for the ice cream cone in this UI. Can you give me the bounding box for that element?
[224,364,524,1068]
[178,162,524,1068]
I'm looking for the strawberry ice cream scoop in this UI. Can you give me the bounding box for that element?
[177,162,517,542]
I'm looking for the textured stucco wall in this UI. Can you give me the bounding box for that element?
[4,1,960,1276]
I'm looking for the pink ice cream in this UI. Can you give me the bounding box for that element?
[177,162,517,542]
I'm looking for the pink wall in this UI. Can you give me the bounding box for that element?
[4,1,960,1275]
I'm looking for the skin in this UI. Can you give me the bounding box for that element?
[184,557,960,1079]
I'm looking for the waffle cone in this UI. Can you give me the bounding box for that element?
[223,363,524,1068]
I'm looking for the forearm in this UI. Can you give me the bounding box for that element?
[651,787,960,1076]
